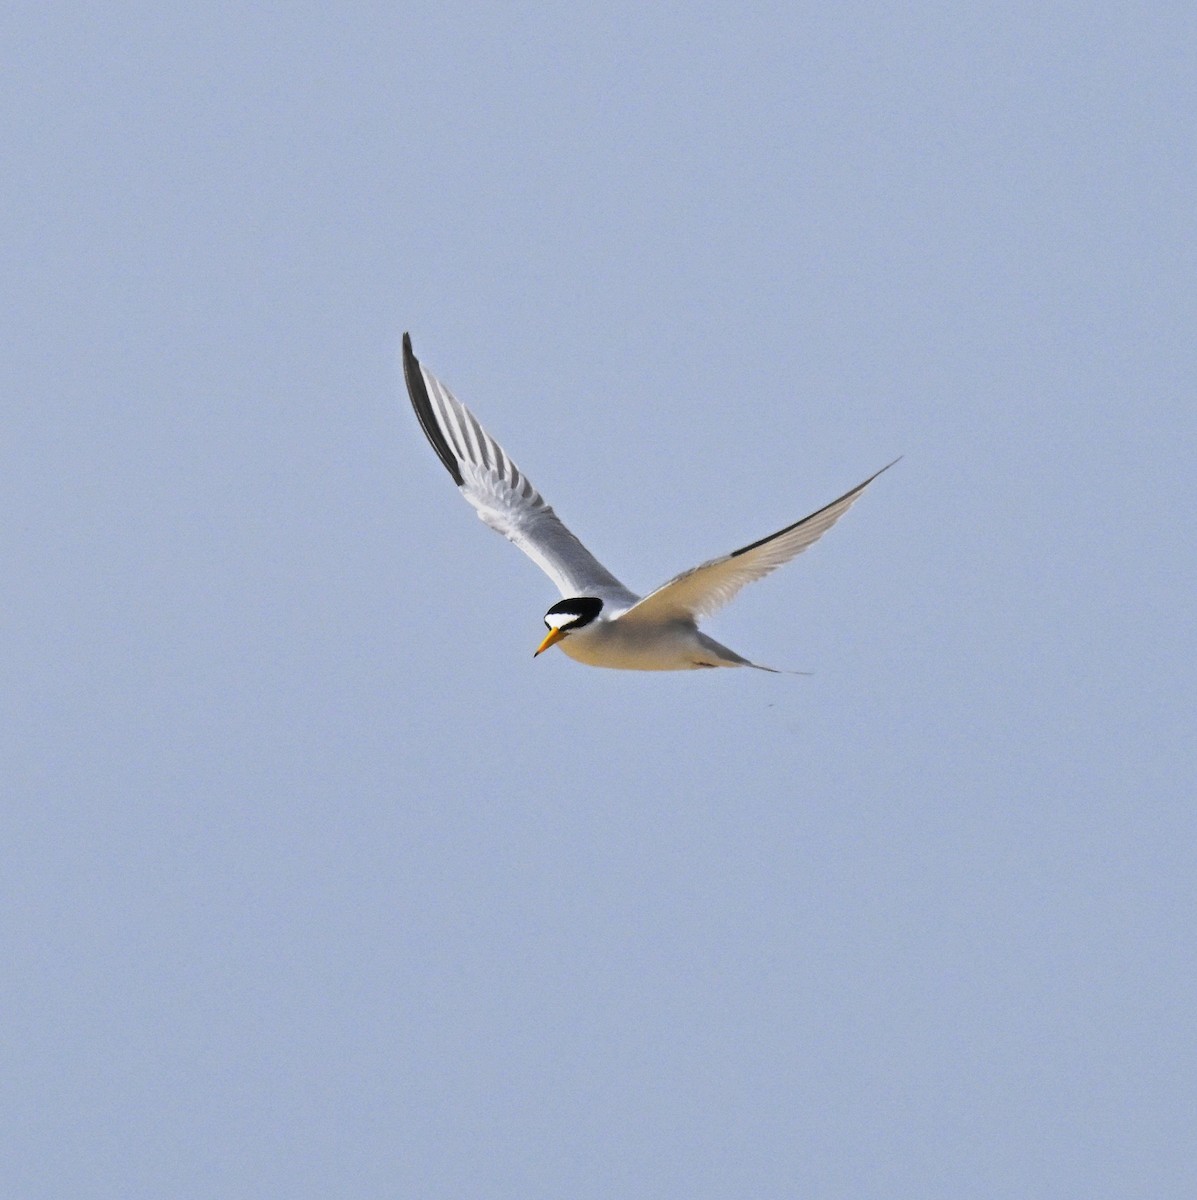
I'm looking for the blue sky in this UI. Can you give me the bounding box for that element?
[5,4,1196,1197]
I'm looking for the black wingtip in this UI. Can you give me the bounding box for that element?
[729,455,900,560]
[401,332,421,389]
[402,332,465,487]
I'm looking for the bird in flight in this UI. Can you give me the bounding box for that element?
[403,334,895,672]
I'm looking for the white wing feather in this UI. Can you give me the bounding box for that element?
[618,460,898,625]
[403,335,635,603]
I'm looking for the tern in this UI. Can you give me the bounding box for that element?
[403,334,895,672]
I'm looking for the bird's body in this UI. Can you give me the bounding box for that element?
[553,613,759,672]
[402,334,894,672]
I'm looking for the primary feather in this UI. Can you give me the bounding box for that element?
[403,334,635,605]
[618,460,900,625]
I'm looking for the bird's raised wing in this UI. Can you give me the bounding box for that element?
[618,460,898,625]
[403,334,634,602]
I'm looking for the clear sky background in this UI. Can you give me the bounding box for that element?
[5,4,1195,1198]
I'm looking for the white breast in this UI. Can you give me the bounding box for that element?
[557,618,721,671]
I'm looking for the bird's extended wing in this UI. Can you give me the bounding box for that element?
[403,334,634,602]
[618,460,898,625]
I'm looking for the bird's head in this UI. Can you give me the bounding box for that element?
[535,597,604,656]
